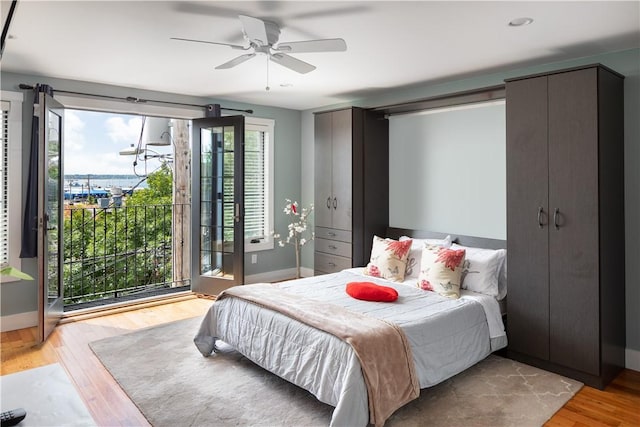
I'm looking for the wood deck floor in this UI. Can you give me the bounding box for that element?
[1,296,639,426]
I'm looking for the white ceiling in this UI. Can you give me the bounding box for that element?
[2,1,639,111]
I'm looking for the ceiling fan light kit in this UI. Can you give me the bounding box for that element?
[172,14,347,75]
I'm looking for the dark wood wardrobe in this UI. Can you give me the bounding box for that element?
[313,107,389,274]
[505,64,626,389]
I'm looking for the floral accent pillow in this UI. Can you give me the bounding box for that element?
[417,245,466,299]
[363,236,413,282]
[399,235,452,279]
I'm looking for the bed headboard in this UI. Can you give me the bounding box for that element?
[386,227,506,250]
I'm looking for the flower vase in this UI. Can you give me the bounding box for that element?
[295,240,301,279]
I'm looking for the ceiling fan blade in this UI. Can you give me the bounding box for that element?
[215,53,257,69]
[170,37,247,50]
[276,38,347,53]
[270,53,316,74]
[238,15,269,46]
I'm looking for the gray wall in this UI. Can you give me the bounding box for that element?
[301,47,640,357]
[389,103,506,238]
[0,72,302,318]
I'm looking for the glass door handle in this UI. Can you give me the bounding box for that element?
[234,203,241,223]
[43,213,55,231]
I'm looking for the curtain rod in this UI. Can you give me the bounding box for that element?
[17,83,253,114]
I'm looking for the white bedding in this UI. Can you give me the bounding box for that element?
[194,268,507,426]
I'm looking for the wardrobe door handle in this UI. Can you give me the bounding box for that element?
[538,206,544,228]
[234,203,241,223]
[327,197,331,209]
[333,197,337,210]
[553,208,560,230]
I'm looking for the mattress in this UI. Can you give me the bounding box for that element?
[194,268,507,426]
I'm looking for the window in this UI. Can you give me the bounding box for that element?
[1,91,24,282]
[244,117,274,252]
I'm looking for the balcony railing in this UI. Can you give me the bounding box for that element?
[63,203,191,311]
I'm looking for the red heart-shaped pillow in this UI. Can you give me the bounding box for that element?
[346,281,398,302]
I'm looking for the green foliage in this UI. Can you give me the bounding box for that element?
[63,167,176,305]
[128,165,173,206]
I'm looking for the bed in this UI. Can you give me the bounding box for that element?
[194,228,507,426]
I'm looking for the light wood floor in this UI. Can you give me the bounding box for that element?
[1,297,639,427]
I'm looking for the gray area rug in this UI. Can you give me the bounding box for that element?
[90,317,582,427]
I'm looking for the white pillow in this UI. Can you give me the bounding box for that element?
[400,235,452,279]
[451,243,506,298]
[497,253,507,300]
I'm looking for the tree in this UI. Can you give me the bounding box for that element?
[63,166,175,305]
[128,164,173,205]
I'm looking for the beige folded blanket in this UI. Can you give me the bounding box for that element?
[218,283,420,426]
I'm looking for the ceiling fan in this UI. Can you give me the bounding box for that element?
[171,15,347,74]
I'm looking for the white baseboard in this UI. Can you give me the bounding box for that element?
[245,267,314,284]
[626,348,640,372]
[1,311,37,332]
[300,267,314,278]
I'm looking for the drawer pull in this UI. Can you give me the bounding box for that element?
[328,262,336,267]
[328,245,338,250]
[327,232,336,237]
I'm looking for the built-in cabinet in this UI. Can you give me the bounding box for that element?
[505,64,625,389]
[314,107,388,274]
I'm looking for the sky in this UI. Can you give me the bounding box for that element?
[64,109,172,176]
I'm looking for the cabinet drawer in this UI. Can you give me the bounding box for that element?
[315,227,352,243]
[315,238,351,258]
[314,252,352,274]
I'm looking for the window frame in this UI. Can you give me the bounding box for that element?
[244,117,274,253]
[1,91,24,282]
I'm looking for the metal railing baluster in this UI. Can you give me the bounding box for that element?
[62,203,190,310]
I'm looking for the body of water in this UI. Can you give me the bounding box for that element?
[64,175,148,200]
[65,176,148,190]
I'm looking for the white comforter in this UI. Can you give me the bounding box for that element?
[194,269,506,426]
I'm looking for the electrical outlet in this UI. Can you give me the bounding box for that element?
[251,254,257,264]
